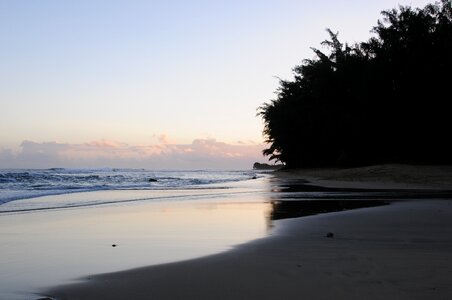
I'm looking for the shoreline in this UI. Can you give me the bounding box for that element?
[45,199,452,300]
[44,164,452,299]
[0,182,271,300]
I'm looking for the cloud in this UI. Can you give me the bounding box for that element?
[0,139,268,170]
[0,148,15,164]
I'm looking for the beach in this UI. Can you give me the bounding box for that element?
[38,164,452,300]
[47,200,452,300]
[0,172,272,299]
[2,1,450,299]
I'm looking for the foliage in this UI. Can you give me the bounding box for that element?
[258,1,452,168]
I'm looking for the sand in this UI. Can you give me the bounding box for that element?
[0,188,271,299]
[276,164,452,190]
[43,164,452,299]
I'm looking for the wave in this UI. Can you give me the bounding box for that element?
[0,169,263,206]
[0,189,260,214]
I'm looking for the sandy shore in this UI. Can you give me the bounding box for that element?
[276,164,452,190]
[44,164,452,299]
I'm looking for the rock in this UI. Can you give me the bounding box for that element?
[326,232,334,238]
[148,178,158,182]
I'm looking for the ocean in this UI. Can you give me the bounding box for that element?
[0,168,272,299]
[0,168,261,212]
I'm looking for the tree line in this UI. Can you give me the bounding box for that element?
[258,1,451,168]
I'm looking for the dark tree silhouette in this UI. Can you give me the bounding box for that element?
[259,0,451,168]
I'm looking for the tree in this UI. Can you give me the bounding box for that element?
[259,1,452,168]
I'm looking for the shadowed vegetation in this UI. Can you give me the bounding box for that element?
[259,1,451,168]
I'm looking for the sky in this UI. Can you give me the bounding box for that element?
[0,0,434,169]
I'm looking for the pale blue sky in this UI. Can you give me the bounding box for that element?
[0,0,433,168]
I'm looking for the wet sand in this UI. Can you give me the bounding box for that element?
[0,186,272,299]
[44,164,452,300]
[46,200,452,300]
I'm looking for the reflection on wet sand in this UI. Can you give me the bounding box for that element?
[264,176,452,221]
[269,200,388,220]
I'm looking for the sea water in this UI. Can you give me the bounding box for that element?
[0,169,272,299]
[0,168,261,211]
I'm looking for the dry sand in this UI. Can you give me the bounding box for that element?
[277,164,452,190]
[44,164,452,300]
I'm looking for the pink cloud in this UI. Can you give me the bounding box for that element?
[1,139,268,169]
[84,140,127,148]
